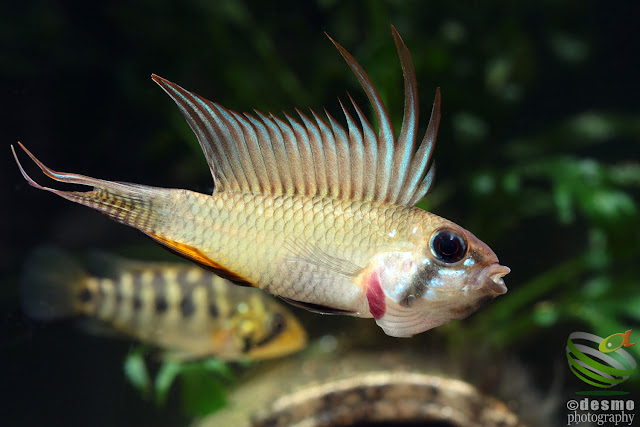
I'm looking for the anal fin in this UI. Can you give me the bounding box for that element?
[146,233,254,287]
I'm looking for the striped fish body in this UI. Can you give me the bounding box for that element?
[14,27,510,337]
[22,249,307,361]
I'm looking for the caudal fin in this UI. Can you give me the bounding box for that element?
[11,142,173,235]
[11,143,227,279]
[21,247,87,320]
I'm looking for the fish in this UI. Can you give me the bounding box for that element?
[598,329,635,354]
[12,26,510,337]
[21,247,307,361]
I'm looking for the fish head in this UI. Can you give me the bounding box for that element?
[231,302,307,360]
[373,217,510,337]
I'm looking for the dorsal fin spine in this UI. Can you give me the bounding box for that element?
[296,109,329,198]
[338,97,364,200]
[325,108,351,199]
[348,93,377,202]
[214,105,262,193]
[284,112,317,196]
[398,89,441,205]
[199,99,243,192]
[255,111,294,194]
[230,111,271,194]
[326,34,395,202]
[243,112,284,194]
[389,26,419,204]
[271,113,307,195]
[311,109,340,199]
[173,90,228,189]
[154,77,238,191]
[409,163,436,207]
[152,27,440,207]
[208,103,252,192]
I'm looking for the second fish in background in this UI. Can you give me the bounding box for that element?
[21,247,307,361]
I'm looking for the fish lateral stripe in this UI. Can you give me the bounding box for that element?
[180,292,196,317]
[364,270,386,320]
[148,270,167,314]
[77,278,101,315]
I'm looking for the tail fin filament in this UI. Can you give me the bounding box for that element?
[12,142,167,233]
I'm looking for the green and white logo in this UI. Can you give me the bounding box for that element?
[566,330,636,390]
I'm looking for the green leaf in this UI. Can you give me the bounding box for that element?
[202,358,235,382]
[155,361,182,406]
[621,296,640,321]
[583,189,636,221]
[582,276,612,299]
[553,183,574,223]
[180,369,228,417]
[532,301,559,327]
[123,350,151,399]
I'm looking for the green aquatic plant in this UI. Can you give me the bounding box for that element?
[452,114,640,388]
[124,347,238,417]
[6,1,638,424]
[110,2,639,416]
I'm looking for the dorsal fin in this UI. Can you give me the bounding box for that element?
[152,25,440,206]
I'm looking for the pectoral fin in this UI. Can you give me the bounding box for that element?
[283,237,363,278]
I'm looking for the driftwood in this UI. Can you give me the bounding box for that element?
[198,343,524,427]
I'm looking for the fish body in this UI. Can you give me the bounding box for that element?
[22,248,307,360]
[13,26,510,337]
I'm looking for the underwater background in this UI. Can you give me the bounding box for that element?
[2,1,639,426]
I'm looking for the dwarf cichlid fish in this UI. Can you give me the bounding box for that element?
[22,248,307,360]
[12,26,510,337]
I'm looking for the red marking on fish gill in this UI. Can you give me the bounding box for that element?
[365,270,386,320]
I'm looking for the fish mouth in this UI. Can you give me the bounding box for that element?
[476,264,510,295]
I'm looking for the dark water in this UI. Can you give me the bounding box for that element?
[2,1,639,426]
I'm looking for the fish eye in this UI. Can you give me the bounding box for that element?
[430,228,467,264]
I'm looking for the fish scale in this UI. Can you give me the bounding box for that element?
[147,190,422,314]
[13,26,510,337]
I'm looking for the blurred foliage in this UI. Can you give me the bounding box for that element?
[4,0,639,424]
[124,346,237,418]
